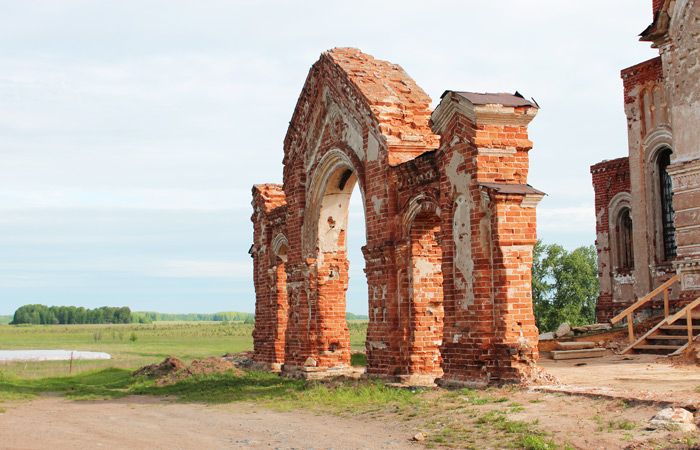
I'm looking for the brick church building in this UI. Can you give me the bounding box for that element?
[592,0,700,322]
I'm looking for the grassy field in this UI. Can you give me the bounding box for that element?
[0,321,368,379]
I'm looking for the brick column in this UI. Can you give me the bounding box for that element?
[430,91,545,386]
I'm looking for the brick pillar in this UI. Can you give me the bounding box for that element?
[488,191,541,383]
[430,91,545,386]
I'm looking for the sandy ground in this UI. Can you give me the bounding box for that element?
[0,396,420,450]
[541,353,700,393]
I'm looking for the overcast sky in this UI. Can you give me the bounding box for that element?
[0,1,659,316]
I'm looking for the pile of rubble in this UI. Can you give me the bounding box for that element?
[133,356,243,386]
[539,322,611,340]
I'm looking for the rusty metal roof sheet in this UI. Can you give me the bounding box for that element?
[479,182,546,195]
[449,91,538,108]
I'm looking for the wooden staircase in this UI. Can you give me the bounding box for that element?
[611,274,700,355]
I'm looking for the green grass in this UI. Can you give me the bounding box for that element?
[517,434,561,450]
[0,368,134,401]
[0,367,420,416]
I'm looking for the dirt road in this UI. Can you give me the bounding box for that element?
[0,396,419,450]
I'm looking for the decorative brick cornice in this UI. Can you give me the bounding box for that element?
[430,91,538,134]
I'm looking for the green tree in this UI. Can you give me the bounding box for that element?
[532,240,599,333]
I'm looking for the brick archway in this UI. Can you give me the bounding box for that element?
[300,149,365,370]
[252,48,544,385]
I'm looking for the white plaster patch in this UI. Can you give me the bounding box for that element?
[371,195,384,216]
[367,133,380,162]
[446,152,469,195]
[414,258,440,279]
[613,272,636,285]
[368,341,387,350]
[343,115,364,160]
[453,195,474,308]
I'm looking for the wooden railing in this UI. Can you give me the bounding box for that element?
[611,273,680,344]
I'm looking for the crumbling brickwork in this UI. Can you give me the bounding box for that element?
[592,0,699,320]
[251,48,545,386]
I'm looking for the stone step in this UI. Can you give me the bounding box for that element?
[556,341,595,351]
[551,348,607,360]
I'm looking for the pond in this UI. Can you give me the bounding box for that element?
[0,350,111,362]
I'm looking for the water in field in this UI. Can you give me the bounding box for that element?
[0,350,111,362]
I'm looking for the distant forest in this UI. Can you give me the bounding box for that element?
[131,311,255,323]
[11,304,132,325]
[6,304,368,325]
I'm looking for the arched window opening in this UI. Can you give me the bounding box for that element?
[658,149,676,261]
[617,208,634,269]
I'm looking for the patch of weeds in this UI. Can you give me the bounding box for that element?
[494,397,509,403]
[459,387,494,405]
[615,419,636,430]
[508,401,525,412]
[517,434,560,450]
[477,410,504,425]
[615,400,629,409]
[500,419,530,434]
[471,396,493,405]
[529,399,544,403]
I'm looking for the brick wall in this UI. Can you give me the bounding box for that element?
[250,184,288,368]
[621,57,663,106]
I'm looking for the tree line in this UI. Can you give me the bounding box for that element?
[10,304,132,325]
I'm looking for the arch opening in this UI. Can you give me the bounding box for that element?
[313,164,366,368]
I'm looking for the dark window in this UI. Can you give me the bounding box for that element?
[618,208,634,269]
[658,149,676,260]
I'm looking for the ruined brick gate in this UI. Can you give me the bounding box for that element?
[251,48,545,386]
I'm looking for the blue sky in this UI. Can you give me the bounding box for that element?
[0,1,658,315]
